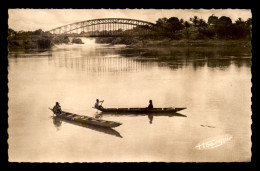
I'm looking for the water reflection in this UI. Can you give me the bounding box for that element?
[148,114,153,124]
[98,112,187,124]
[47,45,251,72]
[52,116,123,138]
[50,53,156,72]
[8,50,53,58]
[159,47,249,66]
[9,44,251,72]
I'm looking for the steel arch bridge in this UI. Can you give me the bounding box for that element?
[48,18,155,37]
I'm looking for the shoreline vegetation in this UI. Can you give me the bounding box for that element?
[8,15,251,52]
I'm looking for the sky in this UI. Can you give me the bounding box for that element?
[8,9,252,32]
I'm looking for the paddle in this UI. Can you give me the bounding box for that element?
[49,107,54,117]
[100,100,104,106]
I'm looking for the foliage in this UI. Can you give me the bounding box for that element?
[37,39,52,48]
[8,28,53,50]
[53,36,70,44]
[198,27,216,39]
[208,15,218,25]
[96,14,251,45]
[72,38,84,44]
[96,36,139,45]
[151,15,251,40]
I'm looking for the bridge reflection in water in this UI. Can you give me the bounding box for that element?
[49,49,158,73]
[52,116,123,138]
[48,44,251,73]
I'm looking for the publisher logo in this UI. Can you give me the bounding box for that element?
[195,134,232,150]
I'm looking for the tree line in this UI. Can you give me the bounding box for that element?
[8,29,53,50]
[96,15,251,45]
[142,15,251,40]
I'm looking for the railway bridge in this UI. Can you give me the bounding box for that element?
[48,18,156,37]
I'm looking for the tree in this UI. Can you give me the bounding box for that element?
[8,28,16,38]
[33,29,44,36]
[208,14,218,25]
[190,16,207,27]
[215,16,233,39]
[245,18,252,28]
[166,17,184,39]
[184,21,191,28]
[37,39,52,48]
[235,17,243,24]
[245,18,252,39]
[153,18,168,36]
[190,16,199,26]
[218,16,232,25]
[184,21,191,39]
[232,17,251,39]
[198,19,207,27]
[198,27,216,39]
[156,18,168,26]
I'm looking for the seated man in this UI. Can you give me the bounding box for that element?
[147,100,153,110]
[53,102,61,114]
[94,99,104,110]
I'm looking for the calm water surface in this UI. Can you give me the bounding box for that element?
[8,38,251,162]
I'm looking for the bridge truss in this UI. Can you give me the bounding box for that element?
[48,18,155,37]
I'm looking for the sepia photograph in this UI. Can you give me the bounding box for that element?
[7,9,252,162]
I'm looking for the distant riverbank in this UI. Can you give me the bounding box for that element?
[128,39,251,48]
[8,38,251,53]
[8,29,86,52]
[8,29,251,53]
[95,37,251,50]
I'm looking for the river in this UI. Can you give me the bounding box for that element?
[8,38,252,162]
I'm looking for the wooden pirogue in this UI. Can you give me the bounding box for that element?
[49,108,122,128]
[53,116,123,138]
[95,107,186,114]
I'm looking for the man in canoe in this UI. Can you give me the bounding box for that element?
[147,100,153,109]
[53,102,61,114]
[95,99,104,110]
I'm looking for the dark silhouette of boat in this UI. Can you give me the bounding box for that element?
[96,112,187,124]
[49,108,122,128]
[52,116,123,138]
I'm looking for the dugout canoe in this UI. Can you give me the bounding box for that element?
[97,112,187,117]
[95,107,186,114]
[52,116,123,138]
[49,108,122,128]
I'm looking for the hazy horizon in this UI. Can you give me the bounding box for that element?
[8,9,251,32]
